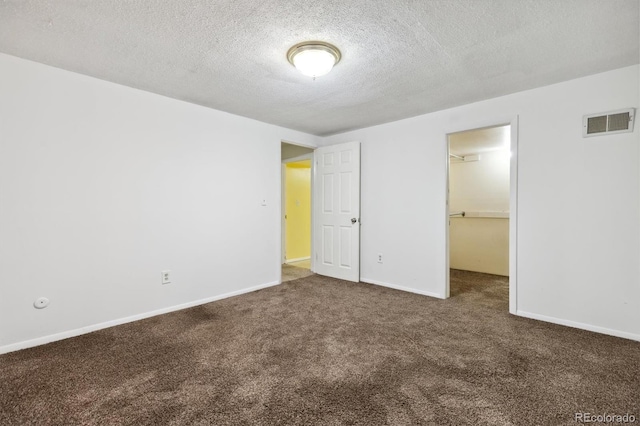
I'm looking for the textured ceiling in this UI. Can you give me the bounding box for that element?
[0,1,638,136]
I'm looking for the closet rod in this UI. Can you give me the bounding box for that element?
[449,211,466,217]
[449,153,464,160]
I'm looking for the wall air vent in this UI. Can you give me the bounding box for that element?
[583,108,635,137]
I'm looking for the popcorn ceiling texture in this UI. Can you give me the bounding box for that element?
[0,0,638,135]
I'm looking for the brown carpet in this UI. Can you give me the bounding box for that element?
[1,270,638,425]
[282,263,314,282]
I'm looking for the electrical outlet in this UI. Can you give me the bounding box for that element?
[377,254,383,263]
[161,270,171,284]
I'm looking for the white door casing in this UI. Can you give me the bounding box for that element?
[444,117,518,314]
[314,141,361,282]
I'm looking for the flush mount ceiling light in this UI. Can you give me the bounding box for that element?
[287,41,341,79]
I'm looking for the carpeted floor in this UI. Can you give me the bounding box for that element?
[282,263,314,282]
[1,270,638,425]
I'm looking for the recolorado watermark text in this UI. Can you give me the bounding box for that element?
[575,413,637,423]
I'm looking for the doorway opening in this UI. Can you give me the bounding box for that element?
[279,140,362,284]
[281,142,314,283]
[446,123,516,312]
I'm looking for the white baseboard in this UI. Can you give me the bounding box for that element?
[360,277,445,299]
[516,310,640,342]
[285,257,311,263]
[0,280,281,355]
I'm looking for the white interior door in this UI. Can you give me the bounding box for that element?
[314,141,360,282]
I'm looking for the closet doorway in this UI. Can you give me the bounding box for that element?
[446,124,516,310]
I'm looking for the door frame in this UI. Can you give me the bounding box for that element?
[444,116,519,314]
[280,147,315,283]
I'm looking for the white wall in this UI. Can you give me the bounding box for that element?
[449,150,511,213]
[322,65,640,341]
[449,150,510,275]
[0,53,319,352]
[449,218,509,276]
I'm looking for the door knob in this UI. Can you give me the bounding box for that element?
[351,218,357,224]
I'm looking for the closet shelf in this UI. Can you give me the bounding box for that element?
[449,211,509,219]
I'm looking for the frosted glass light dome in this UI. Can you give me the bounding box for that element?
[287,42,341,79]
